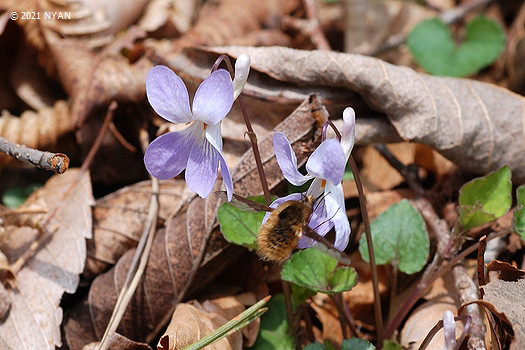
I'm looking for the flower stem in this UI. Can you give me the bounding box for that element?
[237,96,272,205]
[348,155,384,345]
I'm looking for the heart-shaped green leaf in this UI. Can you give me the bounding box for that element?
[359,199,429,275]
[281,248,357,293]
[459,166,512,230]
[407,16,505,77]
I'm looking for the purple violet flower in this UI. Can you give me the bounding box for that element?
[144,55,250,201]
[269,107,356,251]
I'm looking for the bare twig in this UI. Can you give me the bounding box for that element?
[452,263,486,350]
[0,136,69,174]
[10,102,118,275]
[303,0,331,50]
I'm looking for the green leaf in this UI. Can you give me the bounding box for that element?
[382,340,403,350]
[359,199,429,274]
[342,338,375,350]
[514,185,525,239]
[217,195,267,248]
[2,183,42,208]
[281,248,357,293]
[407,16,505,77]
[459,166,512,230]
[248,294,294,350]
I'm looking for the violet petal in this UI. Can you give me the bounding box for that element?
[192,69,234,125]
[306,138,346,185]
[143,126,195,179]
[274,132,312,186]
[341,107,356,159]
[146,66,192,123]
[185,127,219,198]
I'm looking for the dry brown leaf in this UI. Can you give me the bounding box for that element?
[310,296,344,346]
[139,0,199,34]
[360,143,416,191]
[84,179,194,280]
[63,96,325,349]
[84,333,153,350]
[158,294,256,350]
[401,273,462,350]
[0,100,74,167]
[0,169,94,349]
[482,278,525,350]
[210,46,525,184]
[165,0,299,52]
[12,0,149,49]
[344,0,432,57]
[47,31,151,127]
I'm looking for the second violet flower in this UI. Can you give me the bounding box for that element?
[267,107,356,251]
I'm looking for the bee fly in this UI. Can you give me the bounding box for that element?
[216,192,350,264]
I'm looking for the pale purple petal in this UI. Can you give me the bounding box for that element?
[192,69,234,125]
[443,310,457,350]
[306,138,346,184]
[205,122,223,154]
[218,152,233,201]
[185,128,219,198]
[324,190,350,251]
[341,107,356,159]
[325,181,346,213]
[143,125,196,179]
[233,54,250,100]
[274,132,312,186]
[261,193,303,226]
[146,66,192,123]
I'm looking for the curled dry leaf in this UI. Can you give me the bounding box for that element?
[0,169,94,349]
[13,0,149,49]
[158,293,256,350]
[47,32,151,126]
[162,0,299,53]
[481,262,525,350]
[84,179,194,280]
[64,95,325,349]
[0,100,73,167]
[209,46,525,184]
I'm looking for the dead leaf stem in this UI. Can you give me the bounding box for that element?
[0,136,69,174]
[97,130,159,350]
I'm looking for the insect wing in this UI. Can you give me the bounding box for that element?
[215,191,272,213]
[304,226,351,265]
